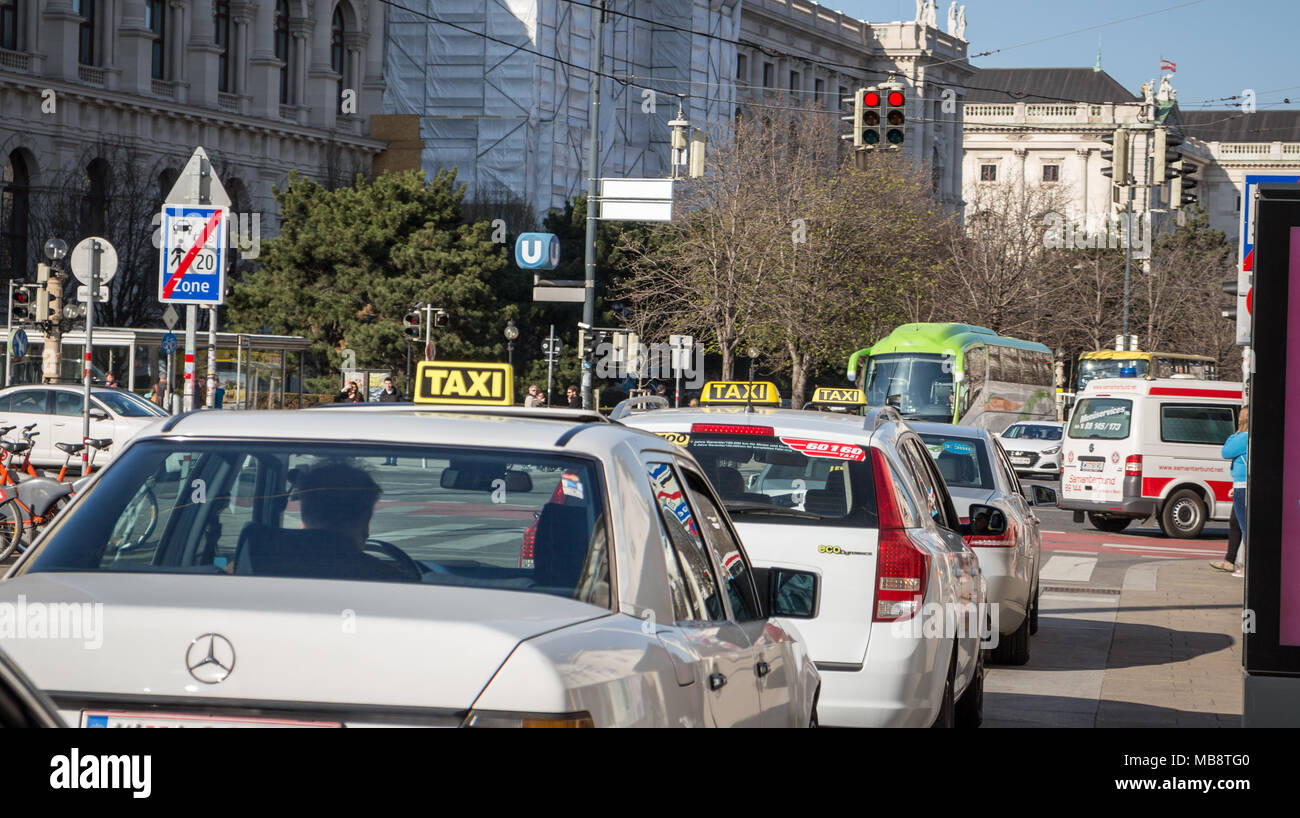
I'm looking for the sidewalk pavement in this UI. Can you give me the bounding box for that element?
[1095,559,1244,727]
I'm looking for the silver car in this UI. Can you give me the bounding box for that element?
[0,406,819,727]
[910,422,1055,666]
[998,421,1066,479]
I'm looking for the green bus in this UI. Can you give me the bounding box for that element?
[846,323,1056,432]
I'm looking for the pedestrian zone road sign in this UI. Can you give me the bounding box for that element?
[159,205,227,305]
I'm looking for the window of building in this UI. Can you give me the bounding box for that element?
[1,0,18,51]
[75,0,95,65]
[1235,193,1242,212]
[147,0,166,80]
[839,85,848,110]
[1042,163,1060,182]
[735,53,747,82]
[215,0,231,93]
[83,158,109,238]
[275,0,290,104]
[814,78,824,102]
[789,70,799,94]
[979,164,997,182]
[331,6,345,112]
[762,62,774,88]
[2,150,30,281]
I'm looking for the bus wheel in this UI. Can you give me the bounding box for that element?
[1160,490,1206,539]
[1087,513,1131,533]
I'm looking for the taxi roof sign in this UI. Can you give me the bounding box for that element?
[811,387,866,406]
[700,381,781,405]
[414,361,514,405]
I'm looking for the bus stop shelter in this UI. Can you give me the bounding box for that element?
[5,327,314,409]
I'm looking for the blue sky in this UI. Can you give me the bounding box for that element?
[834,0,1300,110]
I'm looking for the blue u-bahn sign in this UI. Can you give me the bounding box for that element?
[514,233,561,270]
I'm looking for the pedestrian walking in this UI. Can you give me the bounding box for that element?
[104,372,120,388]
[566,385,581,409]
[524,384,545,407]
[377,378,402,402]
[335,381,364,403]
[1212,407,1249,574]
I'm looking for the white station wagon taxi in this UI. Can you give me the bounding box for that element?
[0,362,820,728]
[620,382,988,728]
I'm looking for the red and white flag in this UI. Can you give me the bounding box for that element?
[1160,58,1176,73]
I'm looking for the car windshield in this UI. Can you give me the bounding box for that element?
[94,389,167,418]
[25,441,611,606]
[669,429,877,527]
[1068,398,1133,440]
[918,433,995,491]
[1001,424,1062,441]
[863,353,953,421]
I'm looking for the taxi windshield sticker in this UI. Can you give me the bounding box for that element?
[779,437,866,461]
[941,440,975,456]
[561,472,584,500]
[654,431,691,446]
[413,361,514,405]
[700,381,781,405]
[811,387,866,406]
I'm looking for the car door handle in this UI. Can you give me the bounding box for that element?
[708,672,727,690]
[756,661,771,678]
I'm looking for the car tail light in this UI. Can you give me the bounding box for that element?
[869,448,929,622]
[464,710,595,728]
[690,424,774,436]
[1124,454,1142,476]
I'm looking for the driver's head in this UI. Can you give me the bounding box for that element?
[293,460,382,547]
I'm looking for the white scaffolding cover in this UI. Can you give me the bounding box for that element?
[384,0,738,218]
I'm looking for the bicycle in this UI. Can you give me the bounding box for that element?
[0,432,112,561]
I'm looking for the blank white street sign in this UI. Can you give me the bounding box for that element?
[77,285,110,303]
[69,237,118,285]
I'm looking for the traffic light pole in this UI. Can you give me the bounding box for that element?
[581,0,606,411]
[81,241,101,476]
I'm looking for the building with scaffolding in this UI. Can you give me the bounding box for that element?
[382,0,974,218]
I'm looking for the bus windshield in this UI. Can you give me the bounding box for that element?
[1077,357,1149,389]
[864,353,953,422]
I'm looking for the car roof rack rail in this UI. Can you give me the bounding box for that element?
[862,405,904,430]
[608,395,670,421]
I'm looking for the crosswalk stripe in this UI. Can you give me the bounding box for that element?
[1040,555,1098,582]
[1102,542,1222,556]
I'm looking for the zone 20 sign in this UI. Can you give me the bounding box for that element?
[159,205,227,305]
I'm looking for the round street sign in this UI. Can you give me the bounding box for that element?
[161,332,178,355]
[69,236,119,285]
[9,328,28,362]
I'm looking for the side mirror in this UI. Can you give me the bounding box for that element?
[1029,485,1057,506]
[90,408,110,421]
[754,567,820,619]
[962,503,1008,537]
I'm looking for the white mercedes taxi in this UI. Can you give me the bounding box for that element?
[0,362,820,728]
[619,383,988,728]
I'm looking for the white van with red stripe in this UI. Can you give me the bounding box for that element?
[1059,378,1243,538]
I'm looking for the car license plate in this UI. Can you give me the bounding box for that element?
[1080,459,1104,472]
[81,710,341,728]
[1011,457,1032,466]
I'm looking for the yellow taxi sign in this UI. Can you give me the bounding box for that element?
[413,361,514,405]
[700,381,781,405]
[811,387,866,406]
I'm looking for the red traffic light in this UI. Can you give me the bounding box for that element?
[887,90,904,107]
[863,91,880,107]
[13,291,28,304]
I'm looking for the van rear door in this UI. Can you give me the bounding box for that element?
[1063,397,1133,504]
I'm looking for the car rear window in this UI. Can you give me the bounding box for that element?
[669,429,877,528]
[1002,424,1062,441]
[1159,404,1236,445]
[24,441,611,607]
[1069,398,1133,440]
[918,433,995,490]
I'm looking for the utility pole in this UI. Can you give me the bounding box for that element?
[81,240,101,476]
[1122,127,1133,342]
[205,305,218,407]
[581,0,606,410]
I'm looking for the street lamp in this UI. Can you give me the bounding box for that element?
[44,238,68,262]
[504,319,519,368]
